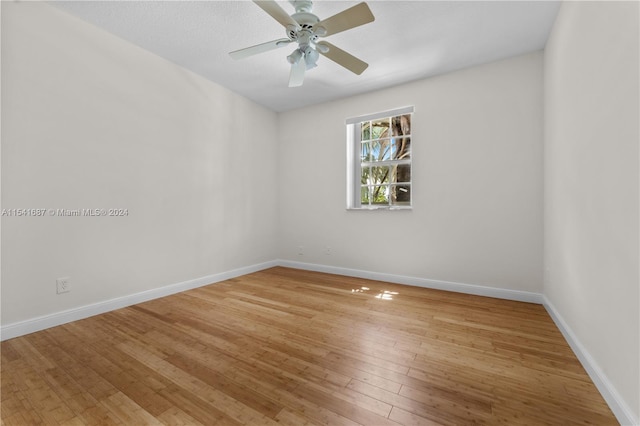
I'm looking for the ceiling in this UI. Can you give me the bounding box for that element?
[51,1,560,112]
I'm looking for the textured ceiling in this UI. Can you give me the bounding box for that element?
[51,1,560,112]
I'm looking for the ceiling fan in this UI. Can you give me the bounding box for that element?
[230,0,375,87]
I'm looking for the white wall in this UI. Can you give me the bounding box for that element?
[278,52,543,293]
[544,1,639,423]
[2,1,638,422]
[1,2,279,325]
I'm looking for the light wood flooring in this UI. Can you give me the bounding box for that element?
[1,267,617,425]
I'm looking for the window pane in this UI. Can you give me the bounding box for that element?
[361,142,371,162]
[391,185,411,205]
[371,141,391,162]
[360,186,370,204]
[392,137,411,160]
[380,139,391,161]
[360,166,370,185]
[371,141,380,162]
[361,121,371,141]
[371,185,389,205]
[392,164,411,183]
[371,166,390,184]
[391,114,411,137]
[371,118,390,140]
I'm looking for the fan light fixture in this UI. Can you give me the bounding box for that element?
[287,49,303,65]
[304,47,319,69]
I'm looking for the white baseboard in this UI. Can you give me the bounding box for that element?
[1,260,541,342]
[543,296,638,426]
[0,260,278,342]
[278,259,544,304]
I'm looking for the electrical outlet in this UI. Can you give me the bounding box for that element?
[298,246,304,256]
[56,277,70,294]
[325,246,331,255]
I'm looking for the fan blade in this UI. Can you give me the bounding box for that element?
[229,38,292,60]
[317,41,368,75]
[253,0,300,29]
[312,2,374,37]
[288,59,306,87]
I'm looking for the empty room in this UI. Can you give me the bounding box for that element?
[1,0,638,424]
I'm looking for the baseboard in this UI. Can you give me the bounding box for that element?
[277,259,544,304]
[0,260,278,342]
[0,260,542,342]
[543,296,638,426]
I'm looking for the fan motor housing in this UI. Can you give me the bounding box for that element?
[287,12,320,44]
[291,12,319,26]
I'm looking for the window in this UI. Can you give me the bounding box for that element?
[347,106,413,209]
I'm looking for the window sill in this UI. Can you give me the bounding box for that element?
[346,206,412,211]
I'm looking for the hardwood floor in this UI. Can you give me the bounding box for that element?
[1,267,617,425]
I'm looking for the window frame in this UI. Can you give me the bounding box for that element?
[346,106,414,210]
